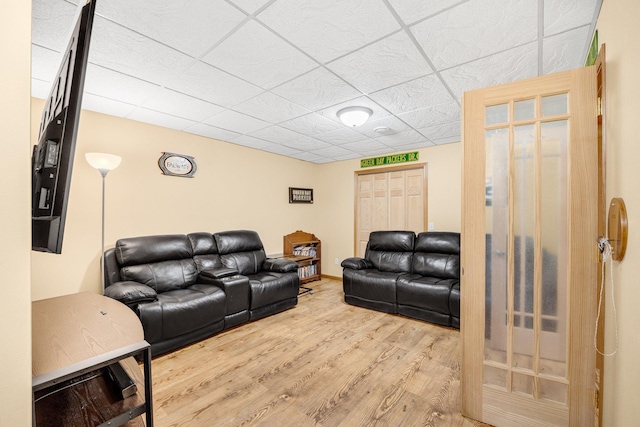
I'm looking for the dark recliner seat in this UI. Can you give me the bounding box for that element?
[397,232,461,327]
[103,230,300,357]
[341,230,461,329]
[215,230,299,321]
[104,234,227,356]
[188,232,251,328]
[342,231,415,314]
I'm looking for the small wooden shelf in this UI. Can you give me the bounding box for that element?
[283,231,321,285]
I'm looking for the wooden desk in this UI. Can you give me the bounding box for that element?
[32,292,153,426]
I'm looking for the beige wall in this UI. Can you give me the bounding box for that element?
[30,97,462,295]
[30,99,323,300]
[16,2,634,423]
[597,0,640,425]
[316,143,462,277]
[1,0,33,425]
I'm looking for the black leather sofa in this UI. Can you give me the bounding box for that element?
[103,230,300,356]
[341,231,460,328]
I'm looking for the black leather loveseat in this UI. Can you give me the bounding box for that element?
[341,231,460,328]
[103,230,300,356]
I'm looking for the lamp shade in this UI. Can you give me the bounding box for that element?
[86,152,121,177]
[337,106,373,127]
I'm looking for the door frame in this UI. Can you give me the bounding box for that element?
[461,66,599,426]
[353,163,428,255]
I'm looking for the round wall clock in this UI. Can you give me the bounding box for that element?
[607,197,628,261]
[158,152,197,178]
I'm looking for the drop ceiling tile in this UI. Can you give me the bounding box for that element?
[342,138,389,153]
[81,93,137,117]
[397,101,461,130]
[167,62,263,107]
[327,31,432,94]
[314,127,368,145]
[290,151,331,164]
[31,45,61,83]
[390,140,436,151]
[279,113,344,136]
[386,0,462,25]
[204,109,270,134]
[317,96,391,125]
[440,43,538,99]
[369,74,455,115]
[228,0,272,15]
[232,91,311,124]
[84,64,161,106]
[185,123,241,141]
[142,88,225,121]
[232,134,275,149]
[261,144,303,157]
[417,120,461,140]
[32,0,79,52]
[258,0,400,63]
[544,0,599,36]
[333,152,363,161]
[310,145,356,159]
[376,129,429,147]
[354,115,412,139]
[543,26,591,74]
[249,126,306,144]
[31,79,53,99]
[202,20,318,89]
[281,136,332,151]
[127,108,197,131]
[96,0,247,58]
[431,136,461,145]
[89,18,195,85]
[411,0,537,70]
[271,67,361,111]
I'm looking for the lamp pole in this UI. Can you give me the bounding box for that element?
[86,153,121,293]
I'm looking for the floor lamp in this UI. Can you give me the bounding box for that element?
[86,152,121,293]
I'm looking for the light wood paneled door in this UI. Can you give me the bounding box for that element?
[355,164,427,257]
[461,66,599,426]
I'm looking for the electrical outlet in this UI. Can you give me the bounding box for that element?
[335,257,340,265]
[428,222,435,231]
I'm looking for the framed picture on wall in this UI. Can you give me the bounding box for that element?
[289,187,313,204]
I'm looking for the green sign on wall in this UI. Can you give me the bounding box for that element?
[360,151,419,168]
[585,29,598,66]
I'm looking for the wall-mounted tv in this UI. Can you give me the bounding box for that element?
[32,0,97,253]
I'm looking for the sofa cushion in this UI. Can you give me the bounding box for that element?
[116,234,193,266]
[215,230,267,275]
[137,284,226,343]
[246,272,299,310]
[366,231,415,273]
[121,258,199,293]
[397,275,458,314]
[342,268,401,305]
[188,232,224,271]
[412,232,460,279]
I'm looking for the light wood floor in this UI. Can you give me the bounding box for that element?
[150,278,489,427]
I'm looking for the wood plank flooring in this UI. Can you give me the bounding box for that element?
[150,278,489,426]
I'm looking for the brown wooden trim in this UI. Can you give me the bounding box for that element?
[321,274,342,281]
[353,162,428,256]
[354,162,427,176]
[595,43,606,427]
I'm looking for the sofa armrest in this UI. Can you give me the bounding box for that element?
[104,281,158,308]
[263,258,299,273]
[341,257,372,270]
[199,267,239,280]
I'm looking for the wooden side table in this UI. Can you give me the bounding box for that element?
[32,292,153,426]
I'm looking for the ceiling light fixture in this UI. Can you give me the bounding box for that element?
[337,106,373,127]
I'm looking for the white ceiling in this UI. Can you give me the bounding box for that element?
[31,0,601,164]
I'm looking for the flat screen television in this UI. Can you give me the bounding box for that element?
[32,0,97,253]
